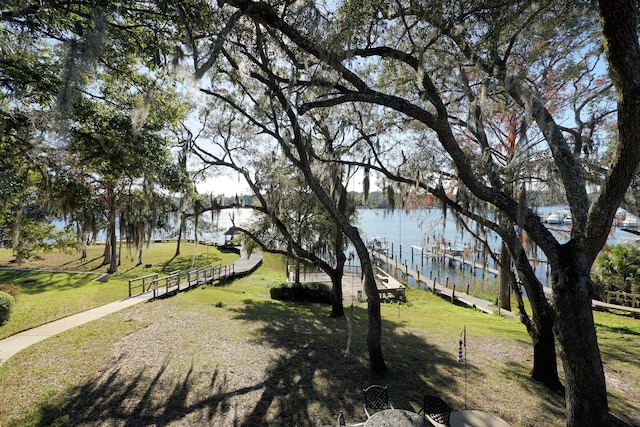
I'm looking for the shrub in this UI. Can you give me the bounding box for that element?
[270,282,332,304]
[0,283,21,302]
[593,243,640,299]
[0,291,15,326]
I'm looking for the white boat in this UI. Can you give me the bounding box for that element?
[545,212,563,224]
[369,237,388,252]
[621,216,639,228]
[563,215,572,225]
[448,245,465,256]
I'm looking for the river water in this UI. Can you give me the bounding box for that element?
[355,207,640,297]
[190,206,640,298]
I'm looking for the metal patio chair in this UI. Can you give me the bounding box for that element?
[362,385,393,418]
[419,394,452,426]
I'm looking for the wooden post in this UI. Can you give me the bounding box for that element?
[452,284,456,303]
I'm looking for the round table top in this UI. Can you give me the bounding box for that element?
[449,410,513,427]
[365,409,432,427]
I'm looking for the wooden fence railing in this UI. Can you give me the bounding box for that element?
[606,290,640,309]
[128,273,159,297]
[128,264,236,298]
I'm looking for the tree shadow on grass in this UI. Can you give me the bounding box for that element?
[12,300,477,427]
[500,360,566,418]
[1,271,98,295]
[20,358,266,427]
[596,322,640,337]
[60,256,103,268]
[228,300,473,425]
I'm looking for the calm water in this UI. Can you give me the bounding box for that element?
[355,208,504,294]
[356,207,639,259]
[171,206,638,298]
[354,207,639,296]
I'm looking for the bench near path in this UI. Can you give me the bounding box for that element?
[0,248,262,366]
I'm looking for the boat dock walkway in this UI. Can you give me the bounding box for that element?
[300,256,512,316]
[374,248,640,316]
[374,251,513,316]
[128,246,262,298]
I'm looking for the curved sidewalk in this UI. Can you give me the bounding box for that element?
[0,250,263,366]
[0,292,154,366]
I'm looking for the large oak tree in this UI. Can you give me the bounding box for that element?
[201,1,639,425]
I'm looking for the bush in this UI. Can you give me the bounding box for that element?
[270,282,332,304]
[593,243,640,299]
[0,291,15,326]
[0,283,21,302]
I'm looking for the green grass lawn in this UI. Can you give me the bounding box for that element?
[0,242,239,339]
[0,252,638,426]
[0,270,127,339]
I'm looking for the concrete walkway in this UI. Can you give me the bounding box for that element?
[0,249,264,366]
[0,292,154,366]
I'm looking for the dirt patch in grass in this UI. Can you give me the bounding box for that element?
[2,287,639,427]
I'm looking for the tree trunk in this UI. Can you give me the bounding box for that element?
[79,227,87,260]
[12,209,23,265]
[295,174,385,370]
[102,238,111,265]
[117,212,124,267]
[507,232,563,391]
[107,209,118,274]
[552,242,608,427]
[294,257,301,285]
[530,307,563,392]
[361,256,386,372]
[329,251,346,318]
[263,67,386,372]
[175,215,184,256]
[103,187,116,267]
[498,242,512,311]
[329,207,347,317]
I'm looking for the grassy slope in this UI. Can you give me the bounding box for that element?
[0,242,238,339]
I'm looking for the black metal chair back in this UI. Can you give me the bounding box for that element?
[420,395,452,426]
[363,385,392,417]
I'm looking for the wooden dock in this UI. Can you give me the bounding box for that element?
[373,250,513,316]
[375,248,640,316]
[375,267,406,300]
[128,247,263,298]
[308,256,510,315]
[290,267,406,304]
